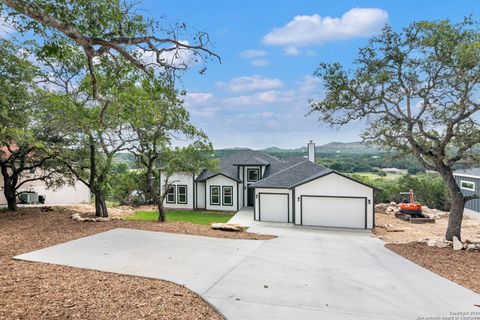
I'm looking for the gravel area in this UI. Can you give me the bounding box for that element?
[0,207,272,319]
[386,242,480,294]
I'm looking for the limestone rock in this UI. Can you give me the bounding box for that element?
[71,213,82,221]
[452,236,463,250]
[211,223,242,232]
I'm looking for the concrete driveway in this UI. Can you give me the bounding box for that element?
[15,213,479,320]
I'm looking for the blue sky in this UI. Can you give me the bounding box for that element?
[4,1,478,149]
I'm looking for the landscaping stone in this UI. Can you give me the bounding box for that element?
[453,236,463,250]
[211,223,242,232]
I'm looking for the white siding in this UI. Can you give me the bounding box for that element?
[0,173,90,205]
[205,175,238,212]
[302,197,366,228]
[294,173,374,229]
[238,182,244,210]
[196,181,206,209]
[160,171,195,210]
[254,188,293,222]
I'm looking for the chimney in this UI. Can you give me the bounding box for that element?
[307,140,315,163]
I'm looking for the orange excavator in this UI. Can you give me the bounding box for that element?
[399,189,424,218]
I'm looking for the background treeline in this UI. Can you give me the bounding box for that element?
[351,173,451,211]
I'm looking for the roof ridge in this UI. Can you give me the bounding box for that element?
[255,159,309,183]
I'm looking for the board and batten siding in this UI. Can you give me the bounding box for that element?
[205,175,238,212]
[196,181,206,209]
[454,174,480,214]
[254,188,293,222]
[160,171,195,209]
[293,173,375,229]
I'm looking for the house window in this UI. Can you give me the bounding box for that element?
[177,185,187,204]
[166,186,176,203]
[223,186,233,206]
[461,180,475,192]
[247,169,260,182]
[210,186,220,205]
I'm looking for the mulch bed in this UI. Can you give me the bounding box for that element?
[0,207,272,319]
[386,242,480,294]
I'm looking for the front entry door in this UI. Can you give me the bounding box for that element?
[247,186,254,206]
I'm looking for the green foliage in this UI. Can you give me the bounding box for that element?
[309,18,480,170]
[105,164,147,205]
[351,173,451,211]
[127,210,233,224]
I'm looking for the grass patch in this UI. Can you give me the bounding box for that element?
[353,171,405,181]
[127,210,233,225]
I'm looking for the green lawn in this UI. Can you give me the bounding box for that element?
[127,210,234,225]
[353,171,405,181]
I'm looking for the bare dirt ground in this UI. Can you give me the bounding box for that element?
[374,210,480,243]
[0,206,272,320]
[386,243,480,294]
[374,206,480,294]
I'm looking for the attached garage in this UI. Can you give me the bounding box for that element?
[300,196,367,229]
[258,193,289,222]
[251,160,376,229]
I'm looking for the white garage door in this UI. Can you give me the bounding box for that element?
[301,196,366,229]
[259,193,289,222]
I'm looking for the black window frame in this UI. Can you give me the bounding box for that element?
[166,185,176,203]
[177,185,188,204]
[247,168,260,182]
[210,185,220,205]
[222,186,233,206]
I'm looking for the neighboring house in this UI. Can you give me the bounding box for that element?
[0,168,90,206]
[454,168,480,217]
[161,141,377,229]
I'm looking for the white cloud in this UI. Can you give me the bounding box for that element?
[297,75,321,95]
[240,49,267,58]
[136,41,199,69]
[262,8,388,46]
[283,46,302,56]
[251,59,270,67]
[183,92,220,118]
[224,89,295,106]
[216,75,284,93]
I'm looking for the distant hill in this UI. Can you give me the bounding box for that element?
[212,142,384,159]
[316,142,383,154]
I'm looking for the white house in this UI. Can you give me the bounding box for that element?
[0,169,90,206]
[161,141,377,229]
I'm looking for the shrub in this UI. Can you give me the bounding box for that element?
[351,173,451,211]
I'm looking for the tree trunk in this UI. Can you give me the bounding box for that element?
[158,203,166,222]
[4,184,17,211]
[94,190,108,217]
[446,193,465,241]
[437,164,465,241]
[1,171,17,211]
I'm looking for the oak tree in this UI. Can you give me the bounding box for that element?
[309,19,480,241]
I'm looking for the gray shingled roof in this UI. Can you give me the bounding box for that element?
[454,167,480,178]
[195,149,377,190]
[196,150,305,182]
[249,160,330,188]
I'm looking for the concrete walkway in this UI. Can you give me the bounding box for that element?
[15,210,480,320]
